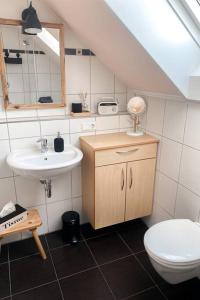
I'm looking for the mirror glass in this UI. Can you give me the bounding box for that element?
[0,24,63,107]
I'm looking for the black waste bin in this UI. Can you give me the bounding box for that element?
[62,211,80,244]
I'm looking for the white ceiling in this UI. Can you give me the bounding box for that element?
[44,0,200,96]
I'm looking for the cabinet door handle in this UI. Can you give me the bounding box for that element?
[116,148,139,154]
[121,168,125,191]
[129,167,133,189]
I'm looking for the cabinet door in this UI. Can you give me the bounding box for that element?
[95,163,126,229]
[125,158,156,221]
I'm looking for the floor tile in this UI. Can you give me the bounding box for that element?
[87,233,131,264]
[45,230,70,249]
[127,287,165,300]
[51,241,96,278]
[9,236,47,260]
[136,251,165,285]
[0,244,8,264]
[12,281,63,300]
[46,230,83,249]
[100,256,154,299]
[118,220,147,253]
[81,223,116,239]
[10,254,56,294]
[60,268,113,300]
[159,278,200,300]
[0,263,10,299]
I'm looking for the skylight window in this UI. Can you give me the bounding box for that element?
[184,0,200,26]
[167,0,200,47]
[38,28,60,56]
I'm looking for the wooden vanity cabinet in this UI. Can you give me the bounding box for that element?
[80,133,159,229]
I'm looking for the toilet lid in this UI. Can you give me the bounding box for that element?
[144,219,200,265]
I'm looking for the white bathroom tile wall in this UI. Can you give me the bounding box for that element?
[51,74,61,92]
[142,94,200,229]
[163,100,187,143]
[10,137,40,151]
[154,171,177,216]
[70,117,96,134]
[175,185,200,222]
[70,131,94,148]
[127,88,135,101]
[6,108,38,119]
[0,124,9,139]
[146,97,165,134]
[15,176,46,207]
[47,199,72,232]
[72,196,88,224]
[96,129,119,135]
[144,202,172,228]
[96,115,119,131]
[7,74,24,93]
[6,63,22,74]
[72,166,82,198]
[47,173,71,203]
[115,93,127,112]
[23,74,37,92]
[184,102,200,150]
[179,145,200,196]
[0,140,12,178]
[9,93,25,105]
[36,54,50,74]
[145,130,161,170]
[159,137,182,181]
[91,56,115,94]
[37,108,65,117]
[0,177,16,205]
[31,204,48,235]
[41,119,69,136]
[66,55,90,94]
[119,114,132,129]
[37,74,51,92]
[114,76,127,94]
[8,121,40,139]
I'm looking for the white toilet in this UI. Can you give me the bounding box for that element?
[144,219,200,284]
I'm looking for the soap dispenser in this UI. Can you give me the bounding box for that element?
[54,132,64,152]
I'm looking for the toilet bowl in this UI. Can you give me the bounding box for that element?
[144,219,200,284]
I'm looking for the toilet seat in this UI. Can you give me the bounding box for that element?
[144,219,200,266]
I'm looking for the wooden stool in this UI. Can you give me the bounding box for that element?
[0,209,47,260]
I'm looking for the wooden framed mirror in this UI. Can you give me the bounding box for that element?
[0,18,66,109]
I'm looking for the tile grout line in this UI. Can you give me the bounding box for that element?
[43,235,65,300]
[10,279,58,298]
[121,285,158,300]
[117,232,168,300]
[118,233,168,300]
[118,233,166,299]
[83,239,116,300]
[58,265,98,281]
[173,102,189,218]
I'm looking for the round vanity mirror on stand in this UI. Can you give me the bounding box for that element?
[127,96,146,136]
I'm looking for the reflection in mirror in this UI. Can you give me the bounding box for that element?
[0,21,65,109]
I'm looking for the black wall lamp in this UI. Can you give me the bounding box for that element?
[22,1,42,35]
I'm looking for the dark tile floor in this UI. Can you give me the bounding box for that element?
[0,219,200,300]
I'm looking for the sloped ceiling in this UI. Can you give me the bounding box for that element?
[44,0,198,96]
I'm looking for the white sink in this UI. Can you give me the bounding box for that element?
[7,145,83,179]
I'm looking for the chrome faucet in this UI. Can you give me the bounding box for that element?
[37,138,48,153]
